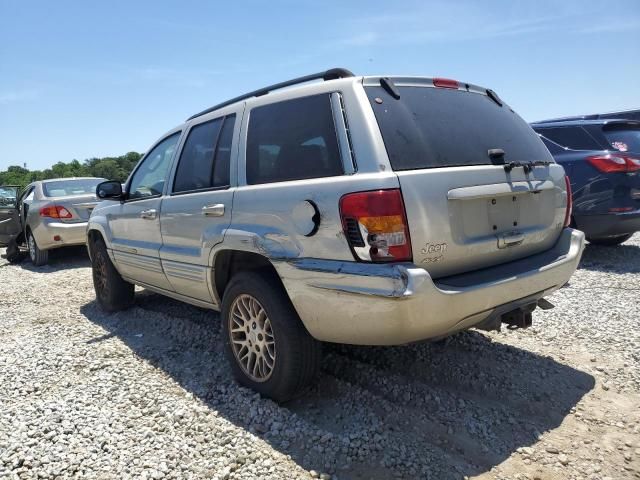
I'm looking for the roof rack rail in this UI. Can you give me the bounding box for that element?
[187,67,355,121]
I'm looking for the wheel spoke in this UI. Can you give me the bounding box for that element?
[229,294,276,382]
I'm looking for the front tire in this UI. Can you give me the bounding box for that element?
[587,233,633,246]
[91,238,134,312]
[28,232,48,266]
[221,271,321,403]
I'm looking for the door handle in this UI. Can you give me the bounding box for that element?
[140,209,157,220]
[202,204,225,217]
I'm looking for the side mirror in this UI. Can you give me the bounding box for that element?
[96,180,124,200]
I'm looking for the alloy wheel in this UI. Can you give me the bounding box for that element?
[228,294,276,382]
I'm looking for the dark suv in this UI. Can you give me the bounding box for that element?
[531,119,640,245]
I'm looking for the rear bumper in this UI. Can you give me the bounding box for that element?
[31,220,88,250]
[276,228,584,345]
[575,210,640,238]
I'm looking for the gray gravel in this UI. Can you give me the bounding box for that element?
[1,236,639,480]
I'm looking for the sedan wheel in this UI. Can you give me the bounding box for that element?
[27,232,48,266]
[28,234,36,261]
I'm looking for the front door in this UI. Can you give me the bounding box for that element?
[108,132,181,290]
[160,114,237,303]
[0,186,21,246]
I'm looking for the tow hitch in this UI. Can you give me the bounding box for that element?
[500,299,555,329]
[501,302,539,329]
[476,298,555,332]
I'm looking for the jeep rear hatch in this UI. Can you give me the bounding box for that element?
[365,77,568,278]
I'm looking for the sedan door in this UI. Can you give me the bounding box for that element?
[160,113,238,304]
[108,131,182,291]
[0,186,21,246]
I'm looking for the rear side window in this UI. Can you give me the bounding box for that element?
[535,126,601,150]
[602,125,640,153]
[246,94,342,184]
[366,85,552,170]
[173,115,236,193]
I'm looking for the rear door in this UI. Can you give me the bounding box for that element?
[0,186,21,246]
[159,113,238,303]
[365,79,567,278]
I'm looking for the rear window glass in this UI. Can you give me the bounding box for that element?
[534,126,601,150]
[246,94,342,184]
[603,126,640,153]
[366,85,552,170]
[43,179,105,197]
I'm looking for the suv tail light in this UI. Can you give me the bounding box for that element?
[586,154,640,173]
[339,189,412,262]
[564,176,573,227]
[39,205,72,219]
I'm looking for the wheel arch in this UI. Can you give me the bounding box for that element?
[86,225,108,260]
[212,249,287,306]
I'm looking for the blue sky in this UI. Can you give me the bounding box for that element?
[1,0,639,170]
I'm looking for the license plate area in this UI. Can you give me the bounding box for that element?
[487,195,520,232]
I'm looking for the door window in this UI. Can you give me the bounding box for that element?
[246,94,342,184]
[0,186,19,208]
[21,187,35,203]
[129,132,181,199]
[173,115,235,193]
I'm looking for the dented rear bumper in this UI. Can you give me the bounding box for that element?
[276,228,585,345]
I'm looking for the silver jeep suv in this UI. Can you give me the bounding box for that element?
[87,68,585,402]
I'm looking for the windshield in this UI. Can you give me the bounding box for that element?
[603,126,640,153]
[365,85,553,170]
[42,179,105,197]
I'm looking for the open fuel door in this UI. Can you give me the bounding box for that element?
[0,186,21,247]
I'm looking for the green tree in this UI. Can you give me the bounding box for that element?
[0,151,142,189]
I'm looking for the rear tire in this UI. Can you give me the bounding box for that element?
[587,233,633,246]
[27,231,48,266]
[221,270,322,403]
[91,237,134,312]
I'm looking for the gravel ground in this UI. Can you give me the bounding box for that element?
[1,235,639,480]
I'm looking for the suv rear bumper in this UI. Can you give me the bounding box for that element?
[276,228,584,345]
[574,211,640,238]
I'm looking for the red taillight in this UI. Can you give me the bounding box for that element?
[626,156,640,171]
[433,78,459,89]
[586,154,640,173]
[340,189,412,262]
[564,176,573,228]
[39,205,72,219]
